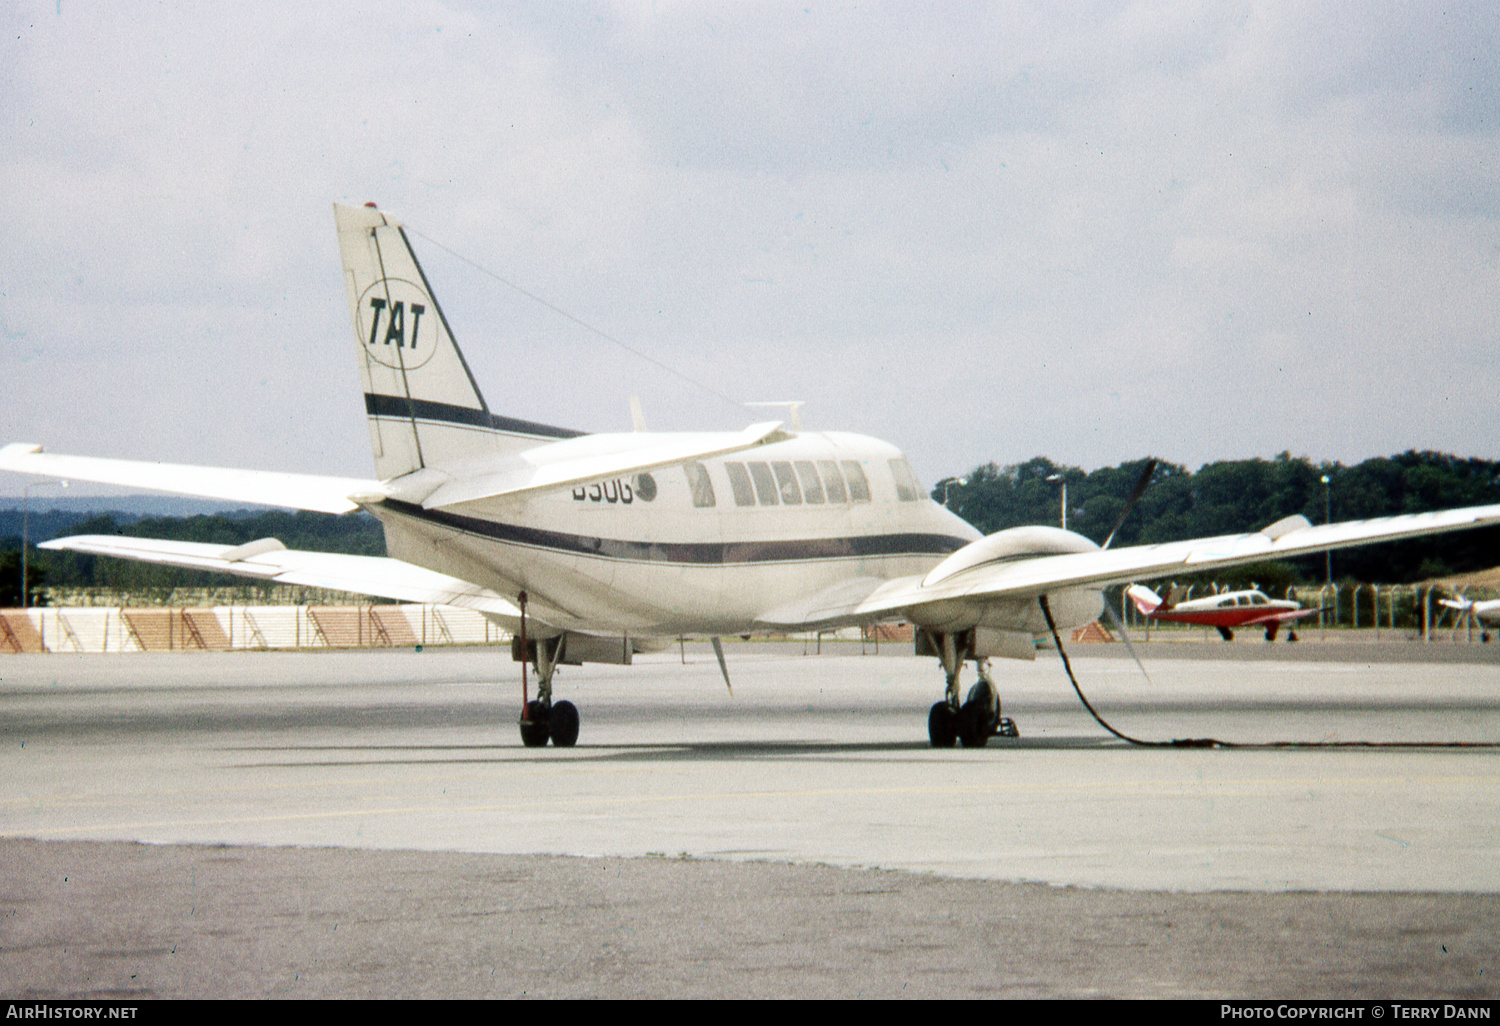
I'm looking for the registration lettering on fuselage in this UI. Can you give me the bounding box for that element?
[573,476,654,504]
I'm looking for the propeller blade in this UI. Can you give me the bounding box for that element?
[1101,458,1158,551]
[1103,602,1154,687]
[711,636,733,697]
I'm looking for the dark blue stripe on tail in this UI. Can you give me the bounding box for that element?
[364,393,585,440]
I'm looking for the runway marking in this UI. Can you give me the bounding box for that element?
[6,773,1499,838]
[5,765,1497,814]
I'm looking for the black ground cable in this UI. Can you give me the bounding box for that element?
[1039,594,1210,747]
[1037,594,1500,750]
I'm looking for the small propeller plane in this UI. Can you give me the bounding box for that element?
[6,202,1500,748]
[1126,583,1322,642]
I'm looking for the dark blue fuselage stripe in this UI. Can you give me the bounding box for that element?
[364,393,584,440]
[381,499,970,566]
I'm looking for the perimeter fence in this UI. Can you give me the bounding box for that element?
[0,603,502,654]
[4,581,1495,655]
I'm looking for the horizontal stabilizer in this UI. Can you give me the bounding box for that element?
[0,443,383,515]
[410,422,793,508]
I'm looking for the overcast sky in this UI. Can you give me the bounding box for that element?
[2,2,1497,499]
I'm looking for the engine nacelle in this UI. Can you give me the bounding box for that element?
[906,526,1105,642]
[922,525,1099,587]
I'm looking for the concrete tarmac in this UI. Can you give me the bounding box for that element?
[2,639,1498,998]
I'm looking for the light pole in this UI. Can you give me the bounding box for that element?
[1045,473,1067,530]
[1321,474,1331,588]
[942,476,968,508]
[20,480,68,609]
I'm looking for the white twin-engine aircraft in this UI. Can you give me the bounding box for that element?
[6,202,1500,749]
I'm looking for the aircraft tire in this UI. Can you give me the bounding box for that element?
[550,700,580,748]
[927,702,958,748]
[958,700,990,748]
[519,701,551,748]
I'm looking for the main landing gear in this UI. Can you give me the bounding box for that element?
[922,630,1019,748]
[517,633,579,748]
[519,698,579,748]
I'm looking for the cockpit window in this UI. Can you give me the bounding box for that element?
[795,461,825,504]
[725,462,755,507]
[889,458,923,502]
[684,461,716,508]
[841,461,871,502]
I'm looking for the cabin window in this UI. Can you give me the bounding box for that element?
[772,462,803,505]
[725,462,756,507]
[795,461,825,503]
[684,462,716,508]
[748,462,780,505]
[889,458,923,502]
[818,460,848,503]
[841,461,871,502]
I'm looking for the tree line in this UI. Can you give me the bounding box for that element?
[4,449,1499,605]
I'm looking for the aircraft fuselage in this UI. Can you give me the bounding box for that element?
[369,430,984,637]
[1145,590,1309,630]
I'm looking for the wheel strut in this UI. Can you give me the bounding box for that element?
[515,600,580,748]
[918,624,1026,744]
[922,633,1019,747]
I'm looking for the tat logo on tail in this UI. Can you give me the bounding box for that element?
[357,278,435,369]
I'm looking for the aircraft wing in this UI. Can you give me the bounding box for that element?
[758,503,1500,629]
[1441,598,1500,624]
[38,534,521,623]
[0,443,383,515]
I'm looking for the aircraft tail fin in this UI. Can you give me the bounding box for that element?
[334,203,581,480]
[1126,584,1163,615]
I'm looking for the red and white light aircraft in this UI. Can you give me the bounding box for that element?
[1127,584,1322,642]
[6,202,1500,748]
